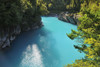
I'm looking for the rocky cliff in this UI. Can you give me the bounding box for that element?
[58,12,81,25]
[0,16,43,49]
[0,0,48,49]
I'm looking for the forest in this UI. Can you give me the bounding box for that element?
[0,0,100,67]
[0,0,48,27]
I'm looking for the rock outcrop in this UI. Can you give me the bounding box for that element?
[0,17,43,49]
[58,12,81,25]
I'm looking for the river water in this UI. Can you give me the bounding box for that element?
[0,17,84,67]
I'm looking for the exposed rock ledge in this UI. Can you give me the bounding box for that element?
[58,12,81,25]
[0,17,43,49]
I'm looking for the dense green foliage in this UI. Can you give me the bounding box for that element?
[0,0,84,27]
[67,0,100,67]
[0,0,48,27]
[43,0,82,13]
[0,0,91,27]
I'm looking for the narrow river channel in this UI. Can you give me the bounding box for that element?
[0,17,84,67]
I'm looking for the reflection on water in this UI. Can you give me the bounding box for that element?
[0,27,60,67]
[20,44,44,67]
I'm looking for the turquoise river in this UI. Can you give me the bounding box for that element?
[0,17,84,67]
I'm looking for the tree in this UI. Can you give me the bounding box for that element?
[0,0,48,27]
[66,0,100,67]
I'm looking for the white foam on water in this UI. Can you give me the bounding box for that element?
[20,44,44,67]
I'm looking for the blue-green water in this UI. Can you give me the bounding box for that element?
[0,17,84,67]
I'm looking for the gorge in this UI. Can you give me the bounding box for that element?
[1,0,100,67]
[0,17,84,67]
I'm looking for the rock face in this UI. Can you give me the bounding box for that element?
[58,12,81,25]
[0,17,43,49]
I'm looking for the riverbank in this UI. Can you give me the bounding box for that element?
[44,11,81,25]
[58,12,81,25]
[0,17,43,49]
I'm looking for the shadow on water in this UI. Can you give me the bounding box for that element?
[0,27,60,67]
